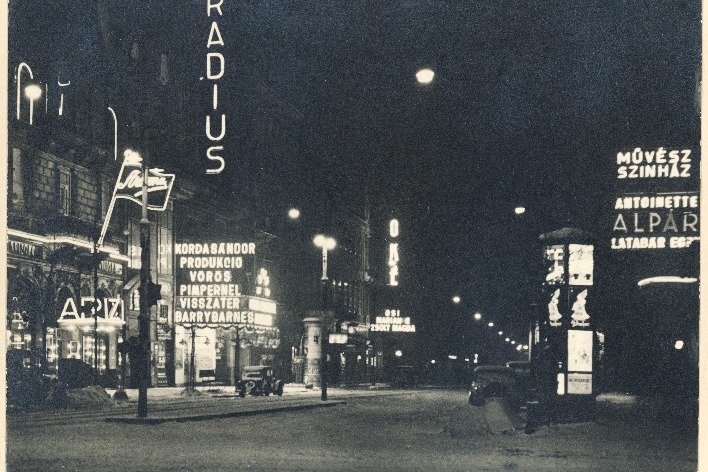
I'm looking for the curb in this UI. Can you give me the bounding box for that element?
[105,400,347,425]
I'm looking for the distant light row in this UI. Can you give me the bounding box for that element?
[450,295,528,353]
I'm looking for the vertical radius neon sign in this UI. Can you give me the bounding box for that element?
[205,0,226,175]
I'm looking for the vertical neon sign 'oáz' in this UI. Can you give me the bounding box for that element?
[205,0,226,175]
[388,219,400,286]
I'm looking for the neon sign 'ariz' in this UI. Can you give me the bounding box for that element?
[205,0,227,175]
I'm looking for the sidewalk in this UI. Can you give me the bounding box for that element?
[102,384,346,424]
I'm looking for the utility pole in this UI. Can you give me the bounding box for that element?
[93,235,99,374]
[138,155,151,417]
[321,277,329,402]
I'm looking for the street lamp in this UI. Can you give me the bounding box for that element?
[452,296,461,304]
[313,235,336,281]
[313,234,335,401]
[24,84,42,125]
[474,312,482,321]
[288,208,300,220]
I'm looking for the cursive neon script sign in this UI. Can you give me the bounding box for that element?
[98,150,175,247]
[116,169,171,196]
[113,150,175,210]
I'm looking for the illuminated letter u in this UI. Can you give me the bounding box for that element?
[206,114,226,141]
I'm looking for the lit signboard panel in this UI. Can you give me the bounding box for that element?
[611,147,700,251]
[370,309,416,333]
[174,242,274,328]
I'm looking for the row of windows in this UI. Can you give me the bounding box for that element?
[10,148,112,220]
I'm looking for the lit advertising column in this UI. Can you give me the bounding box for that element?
[303,317,323,387]
[539,228,596,422]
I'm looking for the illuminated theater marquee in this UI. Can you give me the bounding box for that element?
[174,241,274,327]
[612,147,700,250]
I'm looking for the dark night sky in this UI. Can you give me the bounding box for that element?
[8,0,701,354]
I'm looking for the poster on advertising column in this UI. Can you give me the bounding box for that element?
[568,330,593,372]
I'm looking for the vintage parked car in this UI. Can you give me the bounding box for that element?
[505,360,531,377]
[468,365,518,406]
[236,366,284,397]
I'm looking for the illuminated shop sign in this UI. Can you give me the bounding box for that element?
[114,150,175,211]
[611,192,699,249]
[370,309,416,333]
[204,0,227,175]
[175,241,274,327]
[388,219,400,286]
[99,149,175,247]
[59,297,124,321]
[248,297,277,314]
[616,147,693,180]
[612,147,699,250]
[7,240,41,258]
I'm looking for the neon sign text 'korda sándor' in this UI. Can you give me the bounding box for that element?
[205,0,226,175]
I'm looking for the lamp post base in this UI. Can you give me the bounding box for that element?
[180,387,202,397]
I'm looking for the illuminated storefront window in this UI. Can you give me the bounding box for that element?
[82,335,94,367]
[46,328,58,374]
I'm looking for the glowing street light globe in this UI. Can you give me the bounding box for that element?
[24,84,42,100]
[24,83,42,125]
[452,296,461,304]
[416,68,435,84]
[288,208,300,219]
[514,206,526,215]
[313,234,336,250]
[474,312,482,321]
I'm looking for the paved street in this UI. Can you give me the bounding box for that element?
[7,387,697,472]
